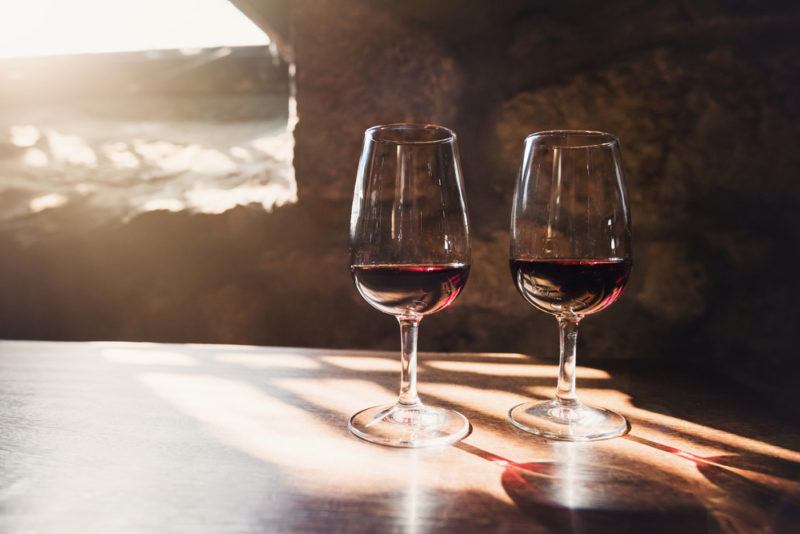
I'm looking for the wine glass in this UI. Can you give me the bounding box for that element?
[349,123,471,447]
[509,130,633,441]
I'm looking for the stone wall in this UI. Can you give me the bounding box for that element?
[288,1,800,397]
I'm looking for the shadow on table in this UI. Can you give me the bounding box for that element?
[456,442,713,533]
[624,428,800,528]
[696,457,800,532]
[306,349,800,532]
[466,429,800,532]
[103,343,800,531]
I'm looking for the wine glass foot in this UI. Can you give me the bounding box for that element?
[349,403,469,448]
[509,399,629,441]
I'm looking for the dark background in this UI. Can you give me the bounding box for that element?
[1,1,798,404]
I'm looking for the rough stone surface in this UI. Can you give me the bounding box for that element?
[292,0,463,201]
[289,1,800,400]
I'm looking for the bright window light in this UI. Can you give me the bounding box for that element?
[0,0,269,59]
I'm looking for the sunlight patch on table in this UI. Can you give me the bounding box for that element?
[320,356,400,372]
[424,383,531,422]
[216,352,321,370]
[427,361,610,379]
[427,352,529,361]
[137,372,492,496]
[273,378,395,417]
[102,348,197,366]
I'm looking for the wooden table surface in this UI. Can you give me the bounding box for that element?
[1,340,798,533]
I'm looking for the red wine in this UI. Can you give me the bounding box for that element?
[510,258,631,316]
[351,263,469,317]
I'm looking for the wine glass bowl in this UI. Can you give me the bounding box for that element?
[509,130,633,441]
[351,264,469,317]
[349,124,471,447]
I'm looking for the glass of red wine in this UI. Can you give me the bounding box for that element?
[509,130,633,441]
[349,123,471,447]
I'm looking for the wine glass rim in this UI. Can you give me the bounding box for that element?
[366,123,456,145]
[525,129,619,149]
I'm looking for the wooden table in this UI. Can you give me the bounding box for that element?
[1,341,798,533]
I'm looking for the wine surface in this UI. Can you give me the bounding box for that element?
[510,258,631,316]
[351,263,469,317]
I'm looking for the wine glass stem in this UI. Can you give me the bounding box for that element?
[398,317,421,406]
[556,316,581,404]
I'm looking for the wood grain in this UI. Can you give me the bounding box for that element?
[1,341,798,533]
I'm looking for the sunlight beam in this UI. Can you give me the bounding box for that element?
[0,0,269,59]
